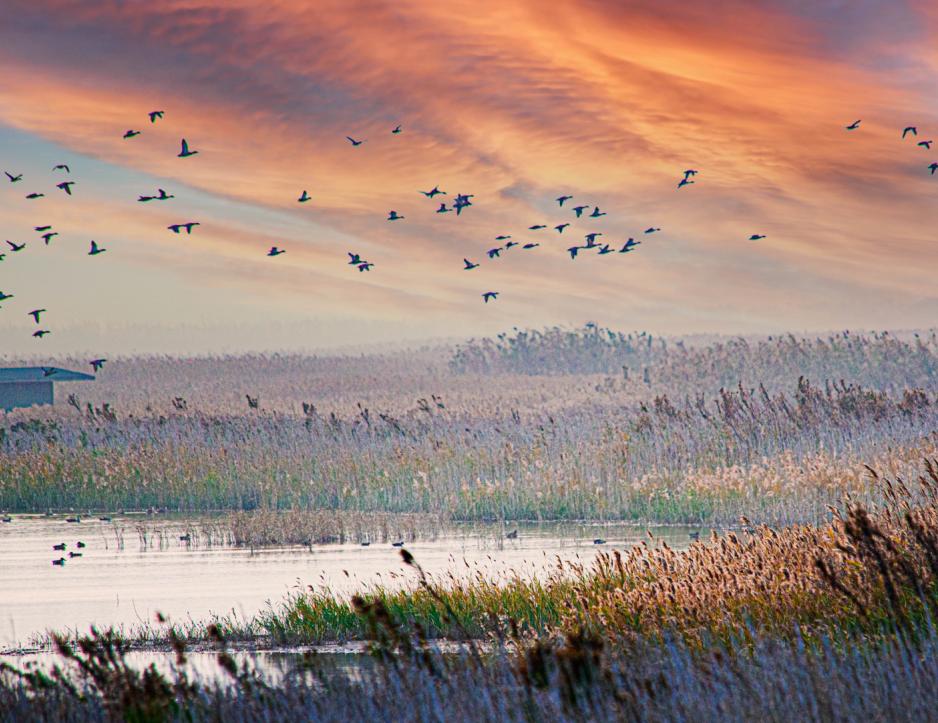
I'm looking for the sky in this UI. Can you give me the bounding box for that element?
[1,0,937,355]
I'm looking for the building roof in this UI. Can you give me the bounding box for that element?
[0,367,96,383]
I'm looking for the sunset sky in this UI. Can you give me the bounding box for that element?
[1,0,937,354]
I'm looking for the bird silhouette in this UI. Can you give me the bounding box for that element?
[268,246,286,256]
[683,169,698,179]
[56,181,75,195]
[463,258,479,270]
[123,130,141,139]
[298,190,311,203]
[5,172,22,182]
[177,139,198,157]
[421,186,446,198]
[168,222,200,234]
[52,164,70,173]
[504,241,519,249]
[68,551,83,558]
[52,558,66,566]
[749,234,766,241]
[155,189,173,200]
[677,178,694,189]
[453,194,474,215]
[436,203,451,213]
[556,195,573,206]
[88,240,106,255]
[597,245,613,255]
[0,254,5,262]
[391,125,402,134]
[6,240,25,252]
[523,242,540,250]
[487,247,502,259]
[572,205,589,217]
[348,252,363,265]
[902,126,917,138]
[918,140,933,149]
[584,232,603,244]
[567,246,582,259]
[554,223,570,233]
[494,235,511,241]
[90,359,107,372]
[357,262,374,272]
[25,192,44,199]
[28,309,45,323]
[137,194,155,202]
[391,540,405,547]
[528,224,546,230]
[0,291,13,301]
[644,227,661,234]
[593,538,606,545]
[33,330,51,338]
[482,291,499,303]
[53,543,66,551]
[590,206,607,218]
[35,225,52,232]
[619,239,640,253]
[845,120,861,130]
[387,210,404,221]
[41,232,57,244]
[148,110,164,123]
[346,136,364,146]
[77,542,86,548]
[506,529,518,539]
[929,162,938,175]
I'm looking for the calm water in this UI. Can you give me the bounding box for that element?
[0,514,700,650]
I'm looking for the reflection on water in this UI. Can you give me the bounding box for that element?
[0,514,702,649]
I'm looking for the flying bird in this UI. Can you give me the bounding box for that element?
[749,234,766,241]
[677,178,695,189]
[463,258,479,270]
[572,205,589,218]
[33,330,51,338]
[41,232,58,245]
[619,239,640,253]
[644,227,661,234]
[155,188,173,200]
[845,120,861,130]
[177,139,198,157]
[391,125,402,134]
[28,309,45,323]
[25,192,44,199]
[902,126,917,138]
[487,247,502,259]
[567,246,582,259]
[918,140,933,149]
[168,222,200,234]
[148,110,164,123]
[5,172,22,183]
[421,187,446,198]
[0,291,13,301]
[522,242,539,250]
[298,190,311,203]
[494,235,511,241]
[584,232,603,244]
[357,262,374,272]
[929,162,938,175]
[123,130,141,139]
[528,224,546,230]
[590,207,607,218]
[138,194,154,202]
[683,169,698,179]
[90,359,107,372]
[88,240,106,255]
[348,252,363,265]
[56,181,75,195]
[557,195,573,206]
[482,292,499,303]
[268,246,286,256]
[554,223,570,233]
[504,241,519,249]
[387,211,404,221]
[52,164,70,173]
[597,245,613,255]
[6,240,25,252]
[346,136,364,146]
[35,226,52,232]
[436,203,451,213]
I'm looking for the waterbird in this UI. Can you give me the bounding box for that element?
[90,359,107,372]
[179,534,191,542]
[918,140,933,149]
[391,540,404,547]
[177,139,198,157]
[619,239,640,253]
[463,258,479,270]
[348,252,363,265]
[572,205,589,218]
[298,190,311,203]
[487,247,502,259]
[555,223,570,233]
[677,178,694,189]
[644,227,661,234]
[528,224,546,230]
[567,246,582,259]
[69,551,82,558]
[689,531,701,541]
[506,529,518,539]
[267,246,286,256]
[929,162,938,175]
[387,210,404,221]
[0,515,10,523]
[53,543,66,551]
[504,241,519,249]
[155,188,173,200]
[98,516,111,522]
[0,292,13,301]
[421,186,446,198]
[683,169,698,179]
[88,240,106,255]
[346,136,364,146]
[436,203,451,213]
[41,367,57,376]
[42,232,58,245]
[6,240,25,252]
[585,232,603,244]
[5,172,22,182]
[495,235,511,241]
[28,309,45,323]
[56,181,75,195]
[392,125,402,134]
[593,538,606,545]
[52,558,66,566]
[360,541,371,547]
[137,194,154,202]
[0,253,5,262]
[357,262,373,272]
[749,234,766,241]
[902,126,917,138]
[845,120,861,130]
[148,110,164,123]
[597,245,614,255]
[52,164,70,173]
[522,242,540,249]
[557,195,573,206]
[123,130,141,139]
[482,291,499,303]
[590,206,606,218]
[35,226,52,232]
[168,222,199,234]
[65,516,80,523]
[25,192,44,199]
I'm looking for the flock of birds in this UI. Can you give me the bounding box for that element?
[2,111,936,345]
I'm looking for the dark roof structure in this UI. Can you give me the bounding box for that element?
[0,367,96,382]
